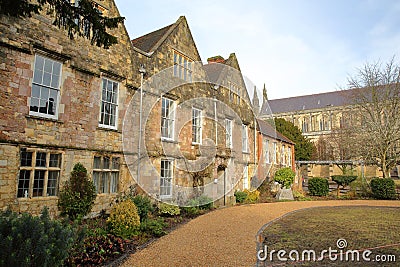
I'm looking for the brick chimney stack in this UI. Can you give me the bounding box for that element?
[207,55,225,64]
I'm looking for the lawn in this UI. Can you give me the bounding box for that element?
[258,206,400,266]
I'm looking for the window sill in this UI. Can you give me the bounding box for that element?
[191,142,202,146]
[161,138,178,144]
[17,196,59,201]
[96,192,119,196]
[97,126,121,133]
[25,115,63,124]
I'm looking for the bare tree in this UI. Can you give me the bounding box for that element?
[346,58,400,178]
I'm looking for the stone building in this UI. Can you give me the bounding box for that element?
[127,17,258,205]
[260,89,384,178]
[256,119,296,187]
[0,1,294,215]
[0,0,140,215]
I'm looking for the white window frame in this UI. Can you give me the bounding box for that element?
[225,119,233,148]
[281,145,286,165]
[161,97,175,140]
[17,148,62,198]
[243,164,249,190]
[29,54,62,120]
[160,159,173,198]
[242,124,249,153]
[273,142,277,163]
[265,139,270,164]
[92,155,120,194]
[192,108,202,144]
[288,146,292,167]
[302,119,309,133]
[99,78,119,130]
[173,51,192,82]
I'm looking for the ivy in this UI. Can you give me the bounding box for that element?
[0,0,124,49]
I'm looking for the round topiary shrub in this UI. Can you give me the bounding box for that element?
[308,177,329,196]
[370,178,396,200]
[331,175,358,197]
[274,167,295,189]
[107,199,140,239]
[58,163,96,220]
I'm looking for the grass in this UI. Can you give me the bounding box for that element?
[259,206,400,266]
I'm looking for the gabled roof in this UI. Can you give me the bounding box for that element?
[263,90,352,114]
[131,24,175,53]
[257,119,295,145]
[131,16,198,57]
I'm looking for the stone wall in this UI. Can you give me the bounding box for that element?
[0,0,137,215]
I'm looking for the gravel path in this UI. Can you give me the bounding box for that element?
[121,200,400,267]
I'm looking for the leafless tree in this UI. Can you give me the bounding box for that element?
[346,58,400,178]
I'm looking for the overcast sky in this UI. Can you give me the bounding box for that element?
[114,0,400,100]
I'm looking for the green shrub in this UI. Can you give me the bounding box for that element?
[370,178,396,200]
[234,190,248,203]
[159,203,181,217]
[130,194,154,222]
[107,199,140,239]
[308,177,329,196]
[182,198,200,216]
[0,208,76,267]
[243,189,260,203]
[274,167,295,189]
[58,163,96,220]
[140,218,167,237]
[196,195,214,210]
[331,175,357,197]
[66,234,126,266]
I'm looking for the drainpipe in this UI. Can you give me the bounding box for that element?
[224,169,226,206]
[137,64,146,185]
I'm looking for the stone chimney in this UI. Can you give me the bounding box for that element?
[207,55,225,64]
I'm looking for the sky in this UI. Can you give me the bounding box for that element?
[113,0,400,100]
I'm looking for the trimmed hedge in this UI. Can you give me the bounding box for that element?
[308,177,329,196]
[370,178,396,200]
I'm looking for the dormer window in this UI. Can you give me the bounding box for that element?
[173,51,192,82]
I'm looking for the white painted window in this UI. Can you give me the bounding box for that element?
[273,142,277,163]
[18,149,61,198]
[242,124,249,152]
[93,156,119,194]
[160,159,173,198]
[99,78,119,129]
[30,54,62,119]
[192,108,202,144]
[243,165,249,190]
[161,97,175,140]
[281,145,285,165]
[288,146,292,166]
[265,139,270,163]
[225,119,233,148]
[173,51,192,82]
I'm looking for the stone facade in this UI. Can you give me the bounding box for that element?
[0,0,137,215]
[256,119,297,188]
[0,3,293,215]
[261,89,386,178]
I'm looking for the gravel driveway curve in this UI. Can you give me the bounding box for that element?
[121,200,400,267]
